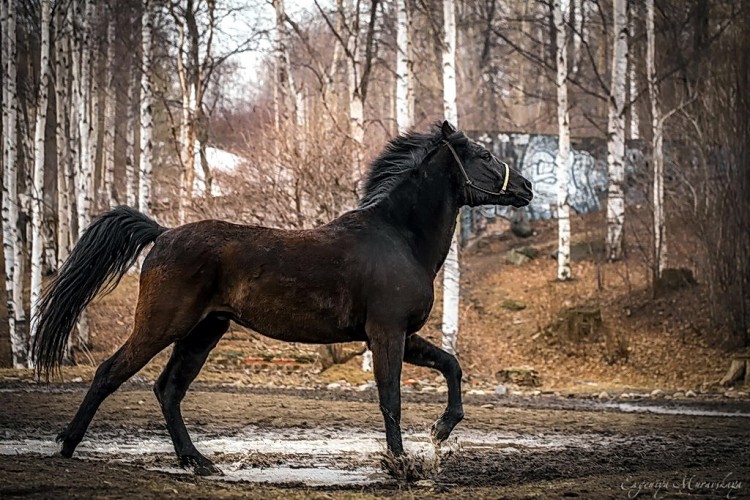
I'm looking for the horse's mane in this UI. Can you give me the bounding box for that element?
[358,123,466,208]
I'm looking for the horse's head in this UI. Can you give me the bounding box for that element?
[440,121,533,208]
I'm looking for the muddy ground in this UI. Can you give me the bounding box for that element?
[0,383,749,499]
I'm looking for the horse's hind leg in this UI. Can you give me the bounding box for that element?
[154,315,229,476]
[58,297,204,458]
[403,334,464,443]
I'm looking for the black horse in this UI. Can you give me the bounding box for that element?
[33,121,532,475]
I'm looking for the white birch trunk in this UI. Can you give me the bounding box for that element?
[646,0,665,278]
[2,0,25,368]
[29,0,53,366]
[441,0,459,356]
[89,5,99,197]
[554,0,572,281]
[628,9,639,140]
[73,0,95,349]
[138,0,153,217]
[606,0,628,262]
[274,0,290,128]
[77,0,94,238]
[346,0,365,192]
[125,66,138,208]
[101,17,116,207]
[395,0,413,134]
[55,4,72,267]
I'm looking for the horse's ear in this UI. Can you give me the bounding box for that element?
[441,120,456,138]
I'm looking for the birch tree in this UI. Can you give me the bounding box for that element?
[2,0,25,368]
[125,65,138,208]
[101,16,117,207]
[606,0,628,261]
[316,0,380,193]
[554,0,571,280]
[646,0,665,279]
[55,3,72,267]
[629,6,639,140]
[29,0,53,365]
[170,0,220,222]
[139,0,154,217]
[76,0,94,240]
[395,0,413,134]
[442,0,459,356]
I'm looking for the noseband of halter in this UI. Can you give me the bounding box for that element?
[441,140,510,196]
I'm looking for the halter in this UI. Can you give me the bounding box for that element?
[441,140,510,196]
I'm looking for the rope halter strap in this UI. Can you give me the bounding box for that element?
[441,140,510,196]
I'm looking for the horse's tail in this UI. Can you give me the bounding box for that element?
[33,206,168,379]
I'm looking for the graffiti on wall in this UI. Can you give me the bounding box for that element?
[472,132,645,222]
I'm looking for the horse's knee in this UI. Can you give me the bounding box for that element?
[443,352,462,380]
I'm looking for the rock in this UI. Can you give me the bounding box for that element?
[672,391,685,398]
[528,390,541,397]
[481,403,494,409]
[495,385,508,396]
[436,386,448,394]
[326,383,341,391]
[466,389,486,396]
[505,248,531,266]
[70,377,83,383]
[421,386,436,393]
[685,390,697,398]
[501,299,526,311]
[356,383,372,392]
[650,389,664,398]
[619,393,631,400]
[598,391,610,400]
[511,211,533,238]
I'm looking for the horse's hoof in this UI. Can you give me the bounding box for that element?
[181,455,223,476]
[194,463,223,477]
[430,420,451,443]
[55,431,68,444]
[430,411,463,444]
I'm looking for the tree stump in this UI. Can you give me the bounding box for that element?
[654,268,697,296]
[720,355,750,387]
[557,306,603,343]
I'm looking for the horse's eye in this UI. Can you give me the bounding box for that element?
[480,151,492,161]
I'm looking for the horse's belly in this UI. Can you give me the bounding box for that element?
[229,289,364,344]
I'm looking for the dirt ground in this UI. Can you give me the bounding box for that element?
[1,382,748,498]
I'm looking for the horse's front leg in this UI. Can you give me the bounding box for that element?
[367,321,406,455]
[403,334,463,443]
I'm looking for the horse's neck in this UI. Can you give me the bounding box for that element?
[373,162,461,276]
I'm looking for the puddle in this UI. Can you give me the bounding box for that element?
[604,402,750,418]
[0,426,608,486]
[149,464,384,486]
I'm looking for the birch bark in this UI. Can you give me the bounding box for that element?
[139,0,153,217]
[646,0,666,279]
[395,0,413,134]
[55,4,72,267]
[101,17,116,207]
[554,0,572,281]
[629,8,639,140]
[606,0,628,261]
[441,0,459,356]
[29,0,53,365]
[2,0,25,367]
